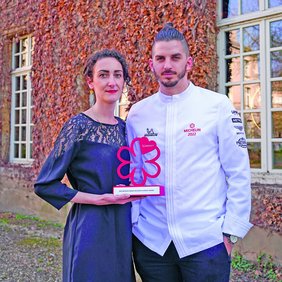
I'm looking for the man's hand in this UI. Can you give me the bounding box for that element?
[223,235,233,256]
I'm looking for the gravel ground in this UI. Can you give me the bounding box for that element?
[0,213,63,282]
[0,212,281,282]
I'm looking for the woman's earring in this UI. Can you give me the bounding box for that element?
[89,89,95,106]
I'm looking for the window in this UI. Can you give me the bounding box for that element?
[10,36,34,163]
[221,0,282,18]
[115,91,129,120]
[218,1,282,171]
[222,0,259,18]
[270,19,282,169]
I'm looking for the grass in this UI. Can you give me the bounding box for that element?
[0,212,63,229]
[232,251,282,281]
[232,251,253,272]
[0,217,9,225]
[15,213,64,228]
[18,236,61,248]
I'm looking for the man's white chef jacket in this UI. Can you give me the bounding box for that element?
[126,82,253,258]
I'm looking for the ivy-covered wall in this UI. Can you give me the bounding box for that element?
[0,0,218,175]
[0,0,218,214]
[1,0,218,171]
[30,0,218,172]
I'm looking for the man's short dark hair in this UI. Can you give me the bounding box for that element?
[152,23,189,55]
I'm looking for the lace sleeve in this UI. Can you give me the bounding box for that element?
[53,116,82,158]
[34,116,81,210]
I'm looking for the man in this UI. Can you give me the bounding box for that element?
[126,23,253,282]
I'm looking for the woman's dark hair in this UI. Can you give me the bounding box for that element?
[153,23,189,55]
[83,49,131,85]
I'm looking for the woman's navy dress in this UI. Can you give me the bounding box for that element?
[34,113,134,282]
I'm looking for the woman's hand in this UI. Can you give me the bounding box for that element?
[93,193,143,205]
[71,191,143,206]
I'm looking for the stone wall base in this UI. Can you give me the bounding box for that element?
[0,176,69,224]
[235,226,282,264]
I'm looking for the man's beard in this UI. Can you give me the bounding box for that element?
[153,67,187,88]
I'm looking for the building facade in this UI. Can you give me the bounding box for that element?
[0,0,281,262]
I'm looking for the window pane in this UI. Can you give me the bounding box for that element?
[22,38,28,52]
[14,144,19,158]
[120,91,128,104]
[21,53,27,67]
[222,0,238,18]
[15,93,20,107]
[272,111,282,137]
[272,81,282,108]
[244,83,261,109]
[226,29,240,55]
[23,75,27,90]
[21,144,26,158]
[15,41,20,53]
[244,113,261,138]
[243,25,260,52]
[248,142,261,168]
[244,55,260,81]
[29,143,33,159]
[271,51,282,78]
[21,109,26,124]
[270,20,282,48]
[14,55,20,68]
[273,142,282,169]
[242,0,259,14]
[30,109,33,123]
[21,127,26,141]
[30,91,33,105]
[21,92,27,107]
[227,85,241,110]
[269,0,282,8]
[30,125,33,141]
[14,127,19,141]
[15,76,21,91]
[119,105,127,120]
[15,110,20,124]
[226,57,240,82]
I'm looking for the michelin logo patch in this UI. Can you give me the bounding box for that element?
[236,138,247,148]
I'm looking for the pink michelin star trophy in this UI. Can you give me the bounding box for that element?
[113,136,165,196]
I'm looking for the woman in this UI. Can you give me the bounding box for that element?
[34,49,138,282]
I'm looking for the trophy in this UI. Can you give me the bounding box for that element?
[113,136,165,196]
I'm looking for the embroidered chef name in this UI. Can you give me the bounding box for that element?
[144,128,158,137]
[184,123,201,136]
